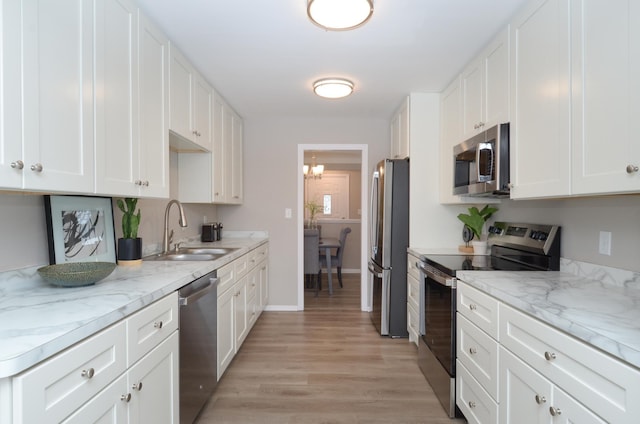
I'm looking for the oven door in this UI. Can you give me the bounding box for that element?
[418,264,457,377]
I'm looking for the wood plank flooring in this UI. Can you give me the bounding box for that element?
[197,273,466,424]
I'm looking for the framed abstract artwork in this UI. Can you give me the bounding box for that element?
[44,195,117,264]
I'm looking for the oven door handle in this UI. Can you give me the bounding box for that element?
[417,261,456,288]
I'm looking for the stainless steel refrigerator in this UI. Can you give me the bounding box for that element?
[368,158,409,337]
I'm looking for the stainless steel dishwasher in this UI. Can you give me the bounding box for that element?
[178,270,219,424]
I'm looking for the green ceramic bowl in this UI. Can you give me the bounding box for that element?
[37,262,117,287]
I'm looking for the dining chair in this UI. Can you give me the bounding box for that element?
[319,227,351,288]
[303,228,321,296]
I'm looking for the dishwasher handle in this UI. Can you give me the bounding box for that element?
[179,277,218,306]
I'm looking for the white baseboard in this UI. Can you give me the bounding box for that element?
[263,305,300,312]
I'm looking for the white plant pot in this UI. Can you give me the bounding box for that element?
[471,240,488,255]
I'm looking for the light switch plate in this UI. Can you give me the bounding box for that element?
[285,208,292,219]
[599,231,611,255]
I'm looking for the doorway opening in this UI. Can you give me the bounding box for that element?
[297,144,369,311]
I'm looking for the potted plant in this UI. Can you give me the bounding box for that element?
[304,200,323,229]
[457,205,498,254]
[116,198,142,264]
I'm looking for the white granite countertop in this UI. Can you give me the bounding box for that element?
[457,270,640,370]
[0,236,267,378]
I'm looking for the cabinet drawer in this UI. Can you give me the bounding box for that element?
[13,321,127,423]
[216,260,236,294]
[127,292,178,366]
[61,374,128,424]
[248,243,268,270]
[407,272,420,310]
[457,360,498,424]
[407,254,421,281]
[458,282,499,339]
[500,303,640,423]
[457,313,499,400]
[234,254,249,279]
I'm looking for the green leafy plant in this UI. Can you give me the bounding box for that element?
[305,200,323,221]
[117,198,141,239]
[457,205,498,239]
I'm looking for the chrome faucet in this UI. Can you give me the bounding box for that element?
[163,200,188,253]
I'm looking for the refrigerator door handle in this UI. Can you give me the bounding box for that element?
[370,171,379,257]
[367,260,383,278]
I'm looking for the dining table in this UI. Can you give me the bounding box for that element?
[318,237,341,295]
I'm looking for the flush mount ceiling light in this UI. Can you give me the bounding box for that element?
[307,0,374,31]
[313,78,354,99]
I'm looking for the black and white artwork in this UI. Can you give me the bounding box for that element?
[45,196,116,264]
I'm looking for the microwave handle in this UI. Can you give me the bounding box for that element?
[475,143,494,181]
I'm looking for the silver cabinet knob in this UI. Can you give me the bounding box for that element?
[469,303,477,311]
[549,406,562,416]
[544,351,556,361]
[121,393,132,402]
[30,163,43,172]
[81,368,95,379]
[627,165,639,174]
[154,321,163,329]
[132,382,143,391]
[142,180,149,187]
[535,395,546,404]
[10,160,24,169]
[135,180,142,186]
[469,347,477,355]
[468,401,476,408]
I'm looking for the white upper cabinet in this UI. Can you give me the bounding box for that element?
[390,97,410,159]
[571,0,640,195]
[169,45,212,152]
[461,28,510,140]
[2,0,95,193]
[95,2,169,198]
[509,0,571,199]
[178,90,243,204]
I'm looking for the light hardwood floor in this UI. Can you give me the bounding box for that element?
[197,273,466,424]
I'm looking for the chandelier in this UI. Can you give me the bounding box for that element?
[303,157,324,179]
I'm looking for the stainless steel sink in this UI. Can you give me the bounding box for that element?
[144,247,238,262]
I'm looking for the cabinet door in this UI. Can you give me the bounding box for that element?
[509,0,571,199]
[230,111,244,203]
[484,28,510,128]
[234,276,248,349]
[0,0,23,188]
[259,258,269,311]
[462,58,484,139]
[61,374,128,424]
[217,286,235,378]
[169,45,194,141]
[390,98,409,159]
[499,347,552,424]
[139,14,170,198]
[551,387,606,424]
[127,331,179,424]
[22,0,95,193]
[94,0,139,197]
[212,92,227,203]
[439,77,466,204]
[571,0,640,195]
[193,74,213,151]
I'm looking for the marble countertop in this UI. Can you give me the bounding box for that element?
[457,270,640,370]
[0,236,268,378]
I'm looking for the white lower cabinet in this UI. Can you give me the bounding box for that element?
[406,253,421,346]
[457,282,640,424]
[10,292,178,424]
[217,243,269,380]
[500,347,605,424]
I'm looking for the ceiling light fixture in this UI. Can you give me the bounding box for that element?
[307,0,374,31]
[313,78,354,99]
[303,157,324,179]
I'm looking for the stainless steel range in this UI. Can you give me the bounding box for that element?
[416,222,561,418]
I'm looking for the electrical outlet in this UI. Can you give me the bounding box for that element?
[599,231,612,255]
[285,208,292,219]
[203,215,208,224]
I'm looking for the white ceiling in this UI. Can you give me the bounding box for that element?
[136,0,528,121]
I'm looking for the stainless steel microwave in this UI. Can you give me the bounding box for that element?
[453,122,510,197]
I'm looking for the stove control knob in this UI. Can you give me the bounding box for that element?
[530,231,538,240]
[538,232,548,241]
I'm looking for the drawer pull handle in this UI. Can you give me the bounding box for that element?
[11,160,24,169]
[30,163,43,172]
[154,321,163,329]
[81,368,95,379]
[469,304,477,311]
[132,382,143,391]
[544,351,556,361]
[626,164,639,174]
[468,401,476,408]
[549,406,562,416]
[535,395,546,404]
[469,347,477,355]
[121,393,132,402]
